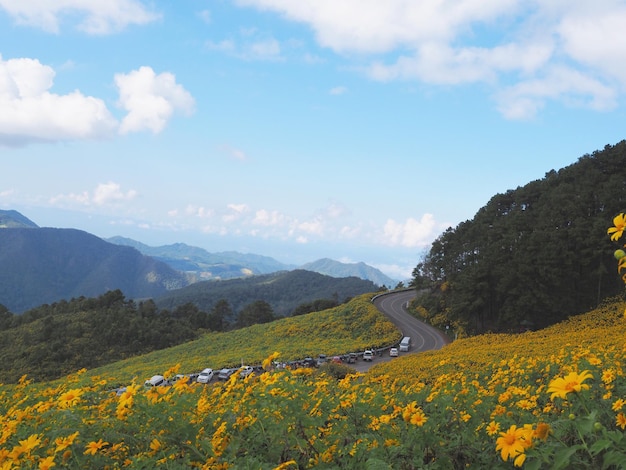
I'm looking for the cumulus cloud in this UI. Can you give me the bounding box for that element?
[235,0,626,119]
[383,214,438,248]
[115,66,195,134]
[0,57,195,146]
[0,55,118,146]
[49,182,137,208]
[0,0,160,34]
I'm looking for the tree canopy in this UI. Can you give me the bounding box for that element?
[412,141,626,335]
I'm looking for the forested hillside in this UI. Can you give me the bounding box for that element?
[411,140,626,334]
[155,269,379,316]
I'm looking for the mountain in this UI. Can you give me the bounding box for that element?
[299,258,398,287]
[107,236,295,280]
[154,269,379,317]
[0,209,39,228]
[107,237,395,285]
[0,227,189,313]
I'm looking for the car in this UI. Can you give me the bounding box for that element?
[363,350,374,362]
[217,368,236,380]
[316,354,327,367]
[331,356,342,364]
[302,357,316,368]
[197,368,214,384]
[346,353,358,364]
[144,375,169,388]
[239,366,254,378]
[389,348,399,357]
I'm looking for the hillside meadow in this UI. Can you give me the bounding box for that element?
[0,293,625,469]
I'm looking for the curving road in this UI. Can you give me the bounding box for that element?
[350,290,450,372]
[373,289,450,352]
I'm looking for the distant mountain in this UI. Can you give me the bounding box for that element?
[107,237,396,285]
[299,258,398,287]
[0,209,39,228]
[155,269,379,317]
[0,227,189,313]
[107,236,295,280]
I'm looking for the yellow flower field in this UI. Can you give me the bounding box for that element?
[0,295,625,468]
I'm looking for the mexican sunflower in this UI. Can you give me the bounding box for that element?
[608,213,626,241]
[495,425,531,467]
[547,370,593,400]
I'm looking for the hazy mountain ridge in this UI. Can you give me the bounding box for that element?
[0,226,189,313]
[0,209,39,228]
[107,236,294,280]
[107,237,395,285]
[300,258,398,287]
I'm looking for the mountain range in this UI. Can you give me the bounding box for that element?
[106,236,398,287]
[0,210,395,313]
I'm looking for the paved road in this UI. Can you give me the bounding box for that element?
[350,290,451,372]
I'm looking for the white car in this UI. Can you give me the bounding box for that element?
[240,365,254,378]
[144,375,168,388]
[197,368,214,384]
[389,348,399,357]
[363,350,374,361]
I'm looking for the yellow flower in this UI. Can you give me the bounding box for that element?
[18,434,41,454]
[149,438,162,455]
[409,410,428,426]
[58,388,84,408]
[495,425,530,464]
[55,431,79,453]
[262,351,280,370]
[84,439,108,456]
[608,213,626,241]
[617,413,626,430]
[612,398,625,411]
[38,456,56,470]
[486,421,501,436]
[272,460,297,470]
[547,370,593,400]
[533,422,551,441]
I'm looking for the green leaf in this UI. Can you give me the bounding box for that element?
[552,445,582,470]
[589,438,613,456]
[365,458,393,470]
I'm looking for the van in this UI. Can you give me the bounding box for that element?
[399,337,411,352]
[144,375,168,388]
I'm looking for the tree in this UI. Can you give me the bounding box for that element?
[236,300,275,328]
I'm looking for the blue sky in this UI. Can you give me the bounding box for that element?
[1,1,625,280]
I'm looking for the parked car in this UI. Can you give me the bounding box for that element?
[217,368,236,380]
[363,350,374,362]
[346,352,358,364]
[239,366,254,378]
[389,348,399,357]
[316,354,327,367]
[197,368,214,384]
[302,357,317,368]
[144,375,168,388]
[331,356,342,364]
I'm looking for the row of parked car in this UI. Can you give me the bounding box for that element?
[137,344,407,392]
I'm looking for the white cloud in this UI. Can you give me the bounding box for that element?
[235,0,626,118]
[0,57,194,146]
[92,182,137,205]
[49,182,137,208]
[383,214,437,248]
[329,86,347,95]
[115,66,195,134]
[0,55,118,146]
[219,144,249,161]
[0,0,160,34]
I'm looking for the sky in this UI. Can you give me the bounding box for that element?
[1,1,625,281]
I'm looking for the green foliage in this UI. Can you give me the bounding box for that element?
[412,141,626,334]
[155,269,377,318]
